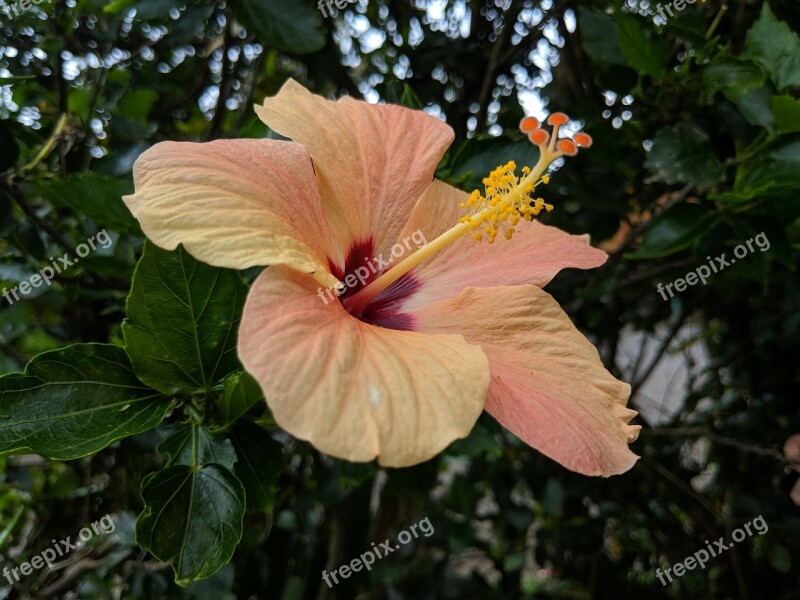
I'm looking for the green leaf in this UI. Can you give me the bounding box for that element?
[67,87,93,119]
[123,243,247,396]
[731,87,776,131]
[742,4,800,92]
[383,82,424,110]
[399,85,424,110]
[578,9,627,67]
[615,13,667,78]
[772,141,800,162]
[737,160,800,199]
[626,203,716,259]
[230,423,283,512]
[771,96,800,135]
[447,421,503,459]
[702,59,765,100]
[235,0,326,55]
[0,344,170,460]
[159,426,237,469]
[644,123,724,190]
[136,464,245,586]
[381,81,425,110]
[768,544,792,573]
[217,372,264,428]
[116,89,159,120]
[441,134,537,192]
[103,0,138,13]
[36,174,140,234]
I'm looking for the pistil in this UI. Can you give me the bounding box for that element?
[342,113,592,318]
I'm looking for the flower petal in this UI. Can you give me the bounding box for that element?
[124,139,343,290]
[238,266,490,467]
[254,79,454,262]
[410,285,640,476]
[397,180,608,309]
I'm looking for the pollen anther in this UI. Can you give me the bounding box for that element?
[557,139,578,156]
[519,117,540,133]
[574,133,593,148]
[528,129,549,145]
[458,159,554,243]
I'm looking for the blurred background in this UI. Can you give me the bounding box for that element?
[1,0,799,598]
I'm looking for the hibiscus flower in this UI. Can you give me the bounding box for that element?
[123,79,640,476]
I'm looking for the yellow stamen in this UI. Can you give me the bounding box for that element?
[344,158,552,316]
[459,160,553,242]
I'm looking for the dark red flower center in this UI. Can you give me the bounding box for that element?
[327,238,419,331]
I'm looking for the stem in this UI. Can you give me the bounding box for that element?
[0,505,25,547]
[705,4,727,39]
[191,423,199,469]
[17,113,68,177]
[735,131,771,164]
[342,153,556,316]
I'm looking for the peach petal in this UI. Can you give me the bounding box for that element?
[410,285,640,476]
[397,180,608,310]
[784,434,800,465]
[238,266,490,467]
[124,139,343,290]
[255,79,454,262]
